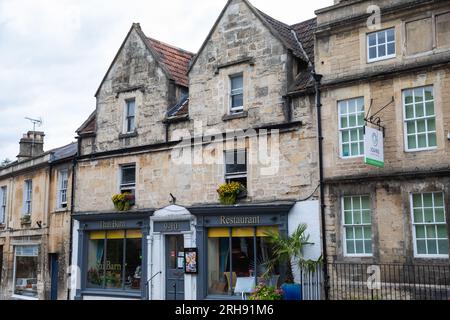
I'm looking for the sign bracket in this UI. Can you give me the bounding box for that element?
[364,97,394,137]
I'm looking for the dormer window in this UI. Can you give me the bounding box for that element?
[230,74,244,114]
[125,99,136,133]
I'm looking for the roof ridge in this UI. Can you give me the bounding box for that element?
[290,17,317,28]
[147,37,195,56]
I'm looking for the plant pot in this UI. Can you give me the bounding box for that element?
[219,194,237,205]
[281,283,302,301]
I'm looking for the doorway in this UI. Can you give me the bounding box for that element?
[49,253,59,300]
[165,235,184,300]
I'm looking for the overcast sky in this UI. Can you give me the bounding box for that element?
[0,0,333,161]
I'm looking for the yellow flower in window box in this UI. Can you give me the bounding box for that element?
[217,182,245,205]
[112,193,135,211]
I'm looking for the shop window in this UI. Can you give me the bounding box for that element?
[403,86,437,151]
[14,246,39,298]
[338,98,365,158]
[87,230,142,291]
[411,192,448,257]
[207,226,279,296]
[342,196,372,256]
[225,150,247,188]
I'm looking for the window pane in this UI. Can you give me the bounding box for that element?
[424,87,433,100]
[427,240,437,254]
[340,117,348,129]
[361,197,370,210]
[424,209,434,223]
[405,105,414,119]
[349,115,357,127]
[357,98,365,112]
[105,237,124,289]
[415,225,426,238]
[225,151,247,175]
[417,134,427,148]
[435,208,446,223]
[343,198,352,211]
[346,227,354,240]
[353,211,362,224]
[14,255,38,298]
[369,47,377,59]
[355,240,364,254]
[368,34,377,46]
[231,94,243,109]
[350,129,358,141]
[426,225,437,238]
[127,101,135,117]
[428,133,437,147]
[378,44,386,56]
[124,236,142,291]
[425,102,435,116]
[121,166,136,185]
[378,31,386,44]
[415,104,425,118]
[364,241,372,254]
[413,209,424,223]
[231,75,243,90]
[416,240,427,254]
[387,29,395,42]
[342,130,349,143]
[348,100,356,113]
[404,91,413,105]
[339,102,347,115]
[362,210,371,224]
[364,226,372,240]
[416,120,426,133]
[342,144,350,157]
[437,225,448,238]
[423,194,433,207]
[406,122,416,134]
[414,88,424,102]
[87,238,105,289]
[408,135,416,149]
[434,193,444,207]
[351,143,359,156]
[346,241,355,254]
[412,194,422,208]
[387,43,395,55]
[344,211,353,225]
[354,227,363,239]
[427,119,436,131]
[438,240,449,255]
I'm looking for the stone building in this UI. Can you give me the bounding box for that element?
[298,0,449,298]
[70,0,322,300]
[0,132,77,300]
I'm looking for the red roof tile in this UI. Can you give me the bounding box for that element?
[146,37,194,88]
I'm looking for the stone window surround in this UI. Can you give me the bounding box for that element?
[117,91,143,138]
[366,27,396,63]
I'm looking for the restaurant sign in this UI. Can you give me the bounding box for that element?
[364,126,384,168]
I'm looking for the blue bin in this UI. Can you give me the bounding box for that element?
[281,283,302,300]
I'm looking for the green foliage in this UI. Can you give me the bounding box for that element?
[263,224,321,283]
[217,182,245,205]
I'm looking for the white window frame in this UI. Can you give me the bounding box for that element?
[124,99,136,134]
[410,192,449,259]
[342,195,373,257]
[57,170,69,209]
[367,28,396,63]
[12,245,39,300]
[23,180,32,216]
[403,86,437,152]
[338,97,365,159]
[0,186,7,224]
[120,164,136,194]
[229,74,244,114]
[224,149,247,185]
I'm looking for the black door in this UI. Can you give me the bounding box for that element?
[49,253,59,300]
[165,235,185,300]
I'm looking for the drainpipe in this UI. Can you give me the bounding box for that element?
[312,72,329,300]
[67,143,78,300]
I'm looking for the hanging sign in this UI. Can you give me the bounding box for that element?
[184,248,198,274]
[364,126,384,168]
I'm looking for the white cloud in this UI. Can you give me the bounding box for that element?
[0,0,333,160]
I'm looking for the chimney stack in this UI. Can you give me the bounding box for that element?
[17,131,45,161]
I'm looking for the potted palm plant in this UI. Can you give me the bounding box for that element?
[263,224,321,300]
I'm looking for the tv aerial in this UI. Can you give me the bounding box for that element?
[24,117,43,157]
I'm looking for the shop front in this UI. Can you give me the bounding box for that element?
[72,212,151,300]
[190,202,294,300]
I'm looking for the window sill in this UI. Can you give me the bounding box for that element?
[222,111,248,121]
[404,147,438,153]
[54,208,69,213]
[11,295,38,301]
[367,55,396,64]
[119,131,138,139]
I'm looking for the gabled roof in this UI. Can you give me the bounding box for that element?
[76,110,96,136]
[95,23,193,97]
[146,38,194,88]
[188,0,309,73]
[51,142,78,161]
[289,18,317,94]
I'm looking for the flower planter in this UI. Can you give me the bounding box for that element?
[217,182,246,205]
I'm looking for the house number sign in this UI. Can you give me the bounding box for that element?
[153,221,190,233]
